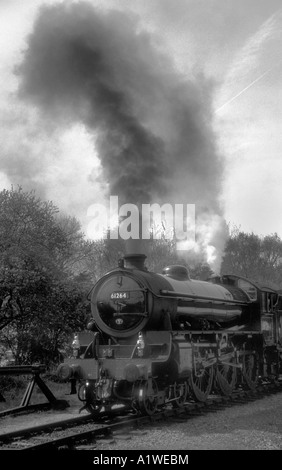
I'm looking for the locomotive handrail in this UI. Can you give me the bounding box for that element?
[84,332,99,360]
[113,312,148,317]
[160,290,250,305]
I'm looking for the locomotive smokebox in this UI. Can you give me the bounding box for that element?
[123,253,147,270]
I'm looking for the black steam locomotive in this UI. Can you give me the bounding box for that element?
[57,254,282,415]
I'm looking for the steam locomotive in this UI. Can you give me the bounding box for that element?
[57,254,282,415]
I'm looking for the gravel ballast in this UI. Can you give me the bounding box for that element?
[95,393,282,450]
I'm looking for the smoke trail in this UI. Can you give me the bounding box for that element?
[17,4,167,205]
[17,1,226,264]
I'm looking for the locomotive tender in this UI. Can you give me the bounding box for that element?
[57,254,282,415]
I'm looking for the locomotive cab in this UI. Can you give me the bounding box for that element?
[219,274,281,345]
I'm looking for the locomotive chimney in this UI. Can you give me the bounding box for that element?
[123,253,147,270]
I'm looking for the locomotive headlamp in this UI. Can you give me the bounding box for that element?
[136,331,145,357]
[72,333,80,358]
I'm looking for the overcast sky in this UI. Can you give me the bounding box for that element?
[0,0,282,244]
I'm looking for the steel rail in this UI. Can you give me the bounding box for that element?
[1,381,280,451]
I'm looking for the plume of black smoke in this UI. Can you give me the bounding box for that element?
[17,1,226,264]
[17,3,169,206]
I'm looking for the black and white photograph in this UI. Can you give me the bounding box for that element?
[0,0,282,458]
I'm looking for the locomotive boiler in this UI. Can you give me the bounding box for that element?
[57,254,282,415]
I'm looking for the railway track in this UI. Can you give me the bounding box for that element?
[0,380,281,450]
